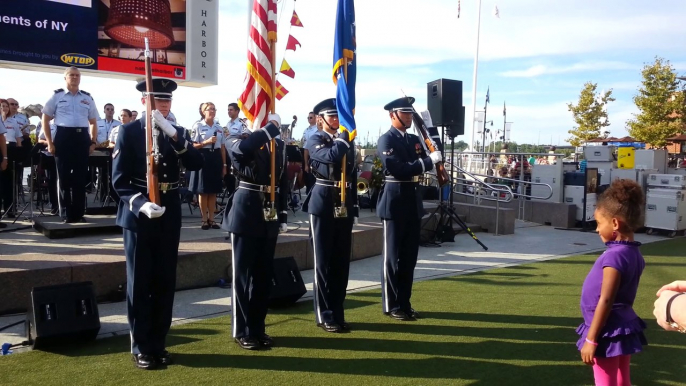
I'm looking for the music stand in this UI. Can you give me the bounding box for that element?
[98,149,117,207]
[2,159,31,224]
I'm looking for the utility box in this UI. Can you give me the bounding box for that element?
[564,186,596,222]
[635,149,667,173]
[648,174,686,189]
[645,189,686,235]
[617,147,635,169]
[584,146,615,162]
[532,165,563,203]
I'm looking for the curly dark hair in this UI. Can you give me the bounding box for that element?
[596,179,645,231]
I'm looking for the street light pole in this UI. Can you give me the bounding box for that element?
[482,93,488,154]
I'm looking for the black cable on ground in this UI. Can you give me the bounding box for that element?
[0,320,24,333]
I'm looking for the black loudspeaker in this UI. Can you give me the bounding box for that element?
[446,106,465,138]
[427,79,463,127]
[26,282,101,349]
[269,257,306,307]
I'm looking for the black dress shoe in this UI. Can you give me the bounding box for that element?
[317,322,342,333]
[387,310,413,321]
[235,336,260,350]
[406,309,421,319]
[257,334,274,347]
[338,321,351,331]
[132,354,157,370]
[155,350,173,366]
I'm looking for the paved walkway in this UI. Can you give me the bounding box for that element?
[0,220,669,352]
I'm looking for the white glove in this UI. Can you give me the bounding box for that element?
[268,113,281,127]
[279,223,288,233]
[429,151,443,164]
[152,110,177,137]
[353,217,359,225]
[140,202,166,219]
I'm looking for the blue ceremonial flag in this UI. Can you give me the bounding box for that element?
[333,0,356,138]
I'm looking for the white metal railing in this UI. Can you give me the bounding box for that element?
[446,151,558,221]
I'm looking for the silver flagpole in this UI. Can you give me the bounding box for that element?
[469,0,482,152]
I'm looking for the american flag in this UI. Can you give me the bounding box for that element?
[238,0,278,128]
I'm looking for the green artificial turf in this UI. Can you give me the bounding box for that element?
[2,239,686,385]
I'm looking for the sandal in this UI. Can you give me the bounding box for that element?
[201,221,210,230]
[209,221,221,229]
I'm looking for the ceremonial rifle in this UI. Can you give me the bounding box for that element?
[144,38,161,205]
[405,97,450,187]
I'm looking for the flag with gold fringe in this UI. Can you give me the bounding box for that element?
[333,0,356,139]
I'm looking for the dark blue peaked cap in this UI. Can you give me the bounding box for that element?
[313,98,338,116]
[136,78,177,100]
[384,96,415,112]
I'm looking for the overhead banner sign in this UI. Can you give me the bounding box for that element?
[0,0,217,87]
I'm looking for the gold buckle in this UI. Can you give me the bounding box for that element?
[411,176,419,182]
[159,182,170,192]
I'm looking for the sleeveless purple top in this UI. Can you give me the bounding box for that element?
[576,241,647,357]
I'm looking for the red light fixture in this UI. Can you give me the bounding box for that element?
[104,0,174,49]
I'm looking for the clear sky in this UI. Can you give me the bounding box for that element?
[2,0,685,148]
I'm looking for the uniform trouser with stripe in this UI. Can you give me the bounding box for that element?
[381,218,420,314]
[230,233,277,338]
[54,128,90,220]
[310,214,353,325]
[123,215,180,355]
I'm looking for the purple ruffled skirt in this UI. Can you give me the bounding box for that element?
[576,317,647,358]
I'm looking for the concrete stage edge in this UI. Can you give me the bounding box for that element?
[0,219,385,314]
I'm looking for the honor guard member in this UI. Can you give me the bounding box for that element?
[221,113,289,350]
[303,98,358,333]
[112,79,203,370]
[377,97,442,321]
[301,112,319,194]
[41,66,100,223]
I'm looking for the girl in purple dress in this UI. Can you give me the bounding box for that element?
[577,179,647,386]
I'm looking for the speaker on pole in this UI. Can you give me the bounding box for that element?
[427,79,463,127]
[26,282,101,349]
[446,106,465,138]
[268,257,306,307]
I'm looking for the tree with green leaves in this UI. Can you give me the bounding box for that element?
[567,82,615,147]
[451,140,469,152]
[627,57,686,147]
